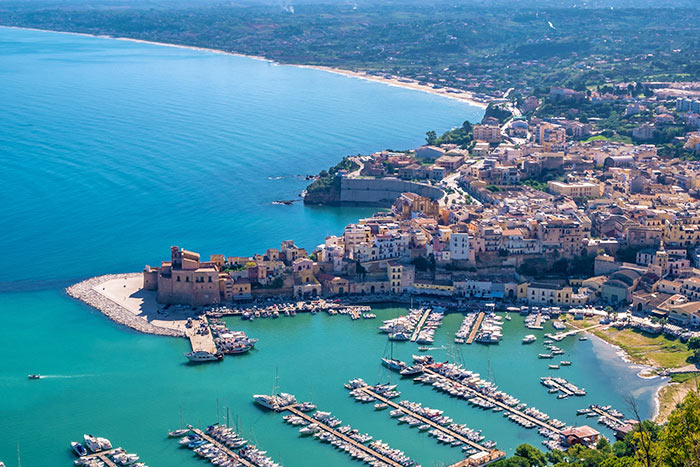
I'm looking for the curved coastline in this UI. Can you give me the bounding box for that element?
[0,25,489,109]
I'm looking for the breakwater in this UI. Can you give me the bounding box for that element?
[66,274,184,337]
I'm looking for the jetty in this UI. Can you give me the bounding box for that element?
[466,312,485,344]
[187,316,218,355]
[279,405,404,467]
[544,378,574,396]
[187,426,258,467]
[546,324,604,342]
[422,368,564,434]
[358,387,498,455]
[410,308,433,342]
[589,406,624,425]
[84,449,118,467]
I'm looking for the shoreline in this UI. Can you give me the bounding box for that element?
[566,321,678,422]
[0,25,490,109]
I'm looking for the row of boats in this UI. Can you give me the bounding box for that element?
[474,314,503,344]
[207,300,373,321]
[378,307,443,343]
[577,405,629,431]
[345,379,497,453]
[401,356,569,442]
[70,436,146,467]
[453,314,478,344]
[275,396,418,467]
[540,376,587,398]
[210,319,258,355]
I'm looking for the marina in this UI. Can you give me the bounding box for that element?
[406,357,568,438]
[540,377,586,398]
[178,425,280,467]
[275,401,414,467]
[72,436,146,467]
[346,378,505,463]
[465,312,485,345]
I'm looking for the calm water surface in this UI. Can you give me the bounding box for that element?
[0,27,663,467]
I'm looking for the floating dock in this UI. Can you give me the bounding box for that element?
[410,308,433,342]
[187,426,259,467]
[279,405,405,467]
[85,449,118,467]
[358,386,501,457]
[543,379,574,396]
[589,406,623,425]
[466,312,485,344]
[546,324,603,342]
[422,368,564,434]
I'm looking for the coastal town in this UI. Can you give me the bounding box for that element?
[142,85,700,332]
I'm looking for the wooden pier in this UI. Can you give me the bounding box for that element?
[410,308,432,342]
[187,316,218,354]
[589,407,624,425]
[466,312,485,344]
[422,368,563,434]
[534,314,544,328]
[280,405,404,467]
[80,449,118,467]
[187,426,258,467]
[359,387,494,454]
[546,324,603,342]
[544,378,574,396]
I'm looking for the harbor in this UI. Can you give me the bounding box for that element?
[4,303,667,466]
[268,396,414,467]
[346,378,505,463]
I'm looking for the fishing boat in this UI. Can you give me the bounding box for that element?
[71,441,87,457]
[184,351,222,362]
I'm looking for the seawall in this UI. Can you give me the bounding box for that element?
[339,177,444,206]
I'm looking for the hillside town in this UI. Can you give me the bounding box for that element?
[144,85,700,335]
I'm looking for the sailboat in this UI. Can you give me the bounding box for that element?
[381,333,405,371]
[168,407,190,437]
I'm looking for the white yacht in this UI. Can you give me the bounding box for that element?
[83,434,102,453]
[522,334,537,344]
[185,351,222,362]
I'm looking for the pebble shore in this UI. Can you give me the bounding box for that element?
[66,273,185,338]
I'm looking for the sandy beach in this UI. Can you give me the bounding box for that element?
[0,26,490,109]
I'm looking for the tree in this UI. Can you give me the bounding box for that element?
[687,337,700,350]
[659,390,700,467]
[514,444,547,466]
[425,130,437,145]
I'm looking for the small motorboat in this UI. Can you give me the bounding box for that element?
[549,364,560,370]
[168,429,190,437]
[28,374,41,380]
[71,441,87,457]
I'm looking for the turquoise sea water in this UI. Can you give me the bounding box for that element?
[0,27,663,467]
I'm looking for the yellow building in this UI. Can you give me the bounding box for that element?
[547,181,602,198]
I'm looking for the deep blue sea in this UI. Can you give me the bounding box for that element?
[0,27,663,467]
